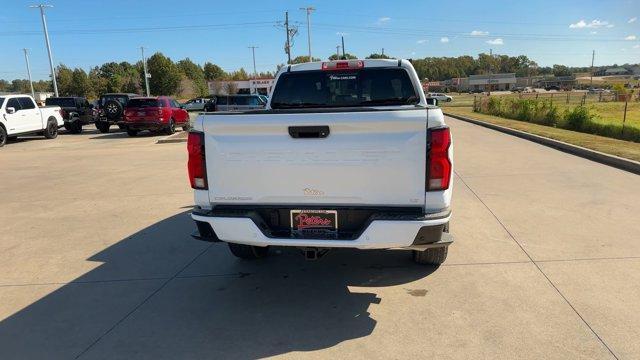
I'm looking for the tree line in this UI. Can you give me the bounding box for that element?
[2,52,636,98]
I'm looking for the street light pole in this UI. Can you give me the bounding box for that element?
[590,50,595,88]
[140,46,150,96]
[300,6,315,62]
[23,49,36,99]
[30,4,58,97]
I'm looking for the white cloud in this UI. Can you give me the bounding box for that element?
[624,35,637,40]
[416,39,428,44]
[629,17,637,23]
[486,38,504,45]
[590,31,598,35]
[470,30,489,36]
[377,17,391,23]
[569,19,613,29]
[634,44,640,49]
[440,37,449,43]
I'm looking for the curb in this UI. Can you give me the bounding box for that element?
[444,112,640,176]
[156,131,187,144]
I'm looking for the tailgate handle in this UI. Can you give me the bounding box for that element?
[288,126,330,139]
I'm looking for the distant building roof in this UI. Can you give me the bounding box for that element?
[469,73,516,80]
[604,67,630,75]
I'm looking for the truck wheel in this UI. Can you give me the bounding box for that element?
[104,100,123,120]
[65,121,82,134]
[96,122,110,133]
[0,126,6,147]
[413,247,448,265]
[44,119,58,139]
[228,243,269,259]
[127,129,139,137]
[182,123,190,131]
[118,124,127,130]
[165,119,176,135]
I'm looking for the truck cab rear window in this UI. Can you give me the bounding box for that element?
[271,67,418,109]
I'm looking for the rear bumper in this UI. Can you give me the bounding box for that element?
[125,121,166,130]
[191,208,452,250]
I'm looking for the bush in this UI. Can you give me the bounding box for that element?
[475,97,559,125]
[563,106,592,131]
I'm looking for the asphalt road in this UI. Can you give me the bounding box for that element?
[0,118,638,359]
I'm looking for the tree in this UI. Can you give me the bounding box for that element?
[552,64,572,77]
[291,55,321,64]
[228,68,250,81]
[203,62,226,81]
[328,53,358,60]
[147,52,181,96]
[0,80,9,92]
[177,58,207,96]
[56,65,74,95]
[70,69,92,97]
[366,53,392,59]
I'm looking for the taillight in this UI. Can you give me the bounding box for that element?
[157,109,163,116]
[427,127,452,191]
[321,60,364,70]
[187,131,207,189]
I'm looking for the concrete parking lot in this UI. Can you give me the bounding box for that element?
[1,118,639,359]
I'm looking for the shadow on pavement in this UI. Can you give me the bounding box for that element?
[0,211,437,359]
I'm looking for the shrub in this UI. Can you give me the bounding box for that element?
[563,106,593,131]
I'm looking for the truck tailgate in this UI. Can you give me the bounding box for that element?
[202,109,427,206]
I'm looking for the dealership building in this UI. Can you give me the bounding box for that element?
[208,78,275,95]
[468,73,517,91]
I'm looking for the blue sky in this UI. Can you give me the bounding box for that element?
[1,0,638,81]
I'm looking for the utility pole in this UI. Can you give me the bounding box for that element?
[590,50,595,88]
[140,46,150,96]
[382,48,385,56]
[30,4,58,97]
[248,46,258,79]
[341,35,345,59]
[300,6,315,62]
[487,48,493,94]
[284,11,291,64]
[23,49,35,99]
[336,45,341,59]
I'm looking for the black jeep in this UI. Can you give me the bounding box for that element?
[95,93,140,133]
[45,97,94,134]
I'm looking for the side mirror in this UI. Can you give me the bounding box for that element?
[6,107,16,114]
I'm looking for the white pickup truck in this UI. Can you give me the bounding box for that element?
[0,94,64,147]
[189,59,453,265]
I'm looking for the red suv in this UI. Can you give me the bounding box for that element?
[124,96,189,136]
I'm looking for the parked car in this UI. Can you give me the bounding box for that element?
[545,85,560,91]
[0,94,64,147]
[203,94,266,112]
[123,96,190,136]
[189,59,454,265]
[44,96,94,134]
[183,98,209,111]
[427,92,452,102]
[95,93,140,133]
[468,88,484,94]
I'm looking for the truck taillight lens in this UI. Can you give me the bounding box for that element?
[427,127,452,191]
[187,131,207,189]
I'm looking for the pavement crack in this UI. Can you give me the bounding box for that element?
[454,170,620,360]
[74,243,214,359]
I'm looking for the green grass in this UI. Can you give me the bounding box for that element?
[444,106,640,162]
[442,92,640,133]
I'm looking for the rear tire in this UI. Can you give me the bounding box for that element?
[65,121,82,134]
[413,222,449,265]
[228,243,269,259]
[182,123,190,131]
[413,247,448,265]
[44,119,58,139]
[127,129,139,137]
[96,122,110,133]
[0,126,6,147]
[165,119,176,135]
